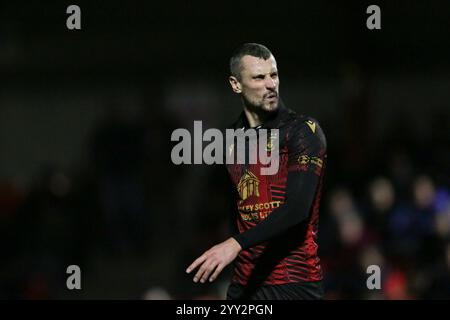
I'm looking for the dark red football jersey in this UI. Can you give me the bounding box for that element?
[226,106,327,285]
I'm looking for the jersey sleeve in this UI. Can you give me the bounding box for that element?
[287,118,327,176]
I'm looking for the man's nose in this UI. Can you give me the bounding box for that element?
[265,77,276,89]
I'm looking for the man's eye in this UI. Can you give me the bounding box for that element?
[271,73,278,78]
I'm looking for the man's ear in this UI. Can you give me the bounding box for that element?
[229,76,242,94]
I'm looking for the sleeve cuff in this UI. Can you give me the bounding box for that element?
[232,234,248,250]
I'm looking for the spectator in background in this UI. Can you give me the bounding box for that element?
[320,188,368,299]
[365,177,396,251]
[387,175,438,268]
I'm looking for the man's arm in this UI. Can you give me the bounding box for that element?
[185,171,317,284]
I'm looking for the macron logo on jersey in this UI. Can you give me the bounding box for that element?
[305,120,316,133]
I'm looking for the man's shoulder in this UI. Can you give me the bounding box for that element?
[285,114,327,150]
[288,114,324,136]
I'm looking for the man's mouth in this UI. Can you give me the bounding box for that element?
[265,92,278,100]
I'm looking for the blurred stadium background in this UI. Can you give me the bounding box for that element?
[0,1,449,299]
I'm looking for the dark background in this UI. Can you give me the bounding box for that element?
[0,0,449,299]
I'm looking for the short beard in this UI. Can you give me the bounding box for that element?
[242,96,279,119]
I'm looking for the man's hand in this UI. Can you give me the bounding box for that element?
[186,237,242,283]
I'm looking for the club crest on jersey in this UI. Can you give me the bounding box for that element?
[237,170,260,201]
[265,132,278,152]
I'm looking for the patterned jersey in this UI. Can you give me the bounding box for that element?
[225,105,327,286]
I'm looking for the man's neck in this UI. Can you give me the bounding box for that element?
[244,106,277,128]
[243,108,263,128]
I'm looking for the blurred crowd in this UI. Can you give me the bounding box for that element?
[321,174,450,299]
